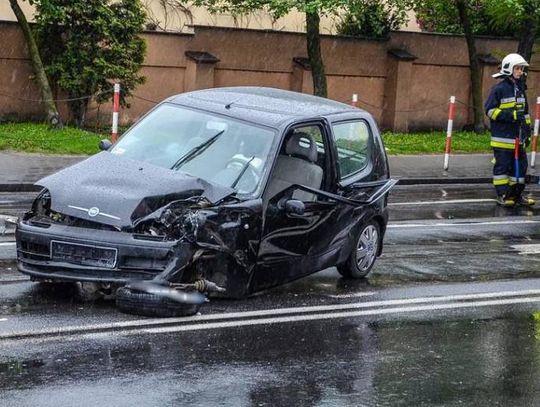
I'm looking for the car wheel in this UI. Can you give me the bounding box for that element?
[115,286,203,318]
[337,220,380,279]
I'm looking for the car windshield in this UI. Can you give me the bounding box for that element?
[110,103,275,195]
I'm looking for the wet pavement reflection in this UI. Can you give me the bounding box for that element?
[1,314,539,406]
[389,184,540,221]
[2,186,540,406]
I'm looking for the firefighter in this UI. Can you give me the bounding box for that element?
[485,53,535,207]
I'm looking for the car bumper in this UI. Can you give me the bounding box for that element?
[16,220,182,283]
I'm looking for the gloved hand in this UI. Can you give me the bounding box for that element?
[515,110,526,122]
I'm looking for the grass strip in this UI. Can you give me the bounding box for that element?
[0,123,105,155]
[0,122,506,156]
[382,131,493,155]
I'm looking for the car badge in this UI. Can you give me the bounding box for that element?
[87,207,100,217]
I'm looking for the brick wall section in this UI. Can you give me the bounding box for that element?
[0,20,535,131]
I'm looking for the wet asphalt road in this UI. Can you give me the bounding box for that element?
[1,185,540,406]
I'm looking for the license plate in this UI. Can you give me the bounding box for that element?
[50,241,118,269]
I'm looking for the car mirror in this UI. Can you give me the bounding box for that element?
[99,139,113,151]
[278,198,305,215]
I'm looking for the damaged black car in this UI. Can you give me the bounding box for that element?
[16,87,396,317]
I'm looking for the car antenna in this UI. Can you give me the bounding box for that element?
[225,95,245,110]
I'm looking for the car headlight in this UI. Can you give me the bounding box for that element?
[32,188,51,216]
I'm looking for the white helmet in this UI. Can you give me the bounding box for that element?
[493,53,529,78]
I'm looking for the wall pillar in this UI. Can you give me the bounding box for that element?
[291,57,313,95]
[382,48,417,132]
[184,51,220,92]
[478,54,500,125]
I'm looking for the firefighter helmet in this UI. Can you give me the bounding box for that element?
[493,53,529,78]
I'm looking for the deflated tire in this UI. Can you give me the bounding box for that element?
[116,286,204,317]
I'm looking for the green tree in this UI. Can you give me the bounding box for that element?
[193,0,348,97]
[484,0,540,63]
[414,0,500,134]
[9,0,62,128]
[337,0,413,39]
[415,0,513,35]
[31,0,147,127]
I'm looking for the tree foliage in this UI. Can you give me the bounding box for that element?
[31,0,147,127]
[483,0,540,62]
[414,0,513,36]
[337,0,413,39]
[483,0,539,32]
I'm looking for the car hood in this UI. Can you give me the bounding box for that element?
[36,152,235,229]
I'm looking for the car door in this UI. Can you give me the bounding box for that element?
[251,117,395,293]
[252,121,343,292]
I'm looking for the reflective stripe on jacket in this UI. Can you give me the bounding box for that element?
[484,77,531,149]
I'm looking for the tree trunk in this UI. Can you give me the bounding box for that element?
[517,1,537,87]
[456,0,484,134]
[306,11,327,98]
[69,97,89,128]
[9,0,62,128]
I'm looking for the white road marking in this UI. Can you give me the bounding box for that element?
[0,319,7,322]
[388,220,540,229]
[143,297,540,334]
[510,243,540,254]
[328,292,377,299]
[3,289,540,340]
[389,198,496,206]
[0,242,15,246]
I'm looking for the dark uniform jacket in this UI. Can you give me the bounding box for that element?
[484,77,531,149]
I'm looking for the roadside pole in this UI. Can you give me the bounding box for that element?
[111,83,120,143]
[351,94,358,108]
[531,96,540,168]
[443,96,456,171]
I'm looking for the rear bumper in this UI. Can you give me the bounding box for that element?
[16,220,183,283]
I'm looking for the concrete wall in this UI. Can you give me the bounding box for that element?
[0,21,537,131]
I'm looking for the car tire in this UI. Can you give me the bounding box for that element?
[337,220,380,279]
[115,286,203,318]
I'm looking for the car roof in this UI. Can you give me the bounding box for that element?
[167,87,364,128]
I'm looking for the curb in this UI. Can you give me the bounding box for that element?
[0,215,17,236]
[396,177,491,185]
[0,176,538,192]
[0,178,493,193]
[0,184,41,193]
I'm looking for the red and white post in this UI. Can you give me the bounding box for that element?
[443,96,456,171]
[531,96,540,168]
[111,83,121,143]
[351,94,358,108]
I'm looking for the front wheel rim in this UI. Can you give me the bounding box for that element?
[356,225,378,271]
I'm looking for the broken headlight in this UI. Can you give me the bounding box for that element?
[32,189,51,216]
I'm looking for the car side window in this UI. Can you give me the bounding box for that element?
[332,120,371,178]
[263,124,327,204]
[291,125,326,168]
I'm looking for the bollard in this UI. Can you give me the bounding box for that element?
[111,83,121,143]
[443,96,456,171]
[531,96,540,168]
[351,94,358,108]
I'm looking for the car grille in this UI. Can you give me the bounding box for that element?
[18,241,50,261]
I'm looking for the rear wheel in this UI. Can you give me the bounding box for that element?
[116,286,203,317]
[337,220,380,279]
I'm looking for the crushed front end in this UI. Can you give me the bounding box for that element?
[17,187,262,300]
